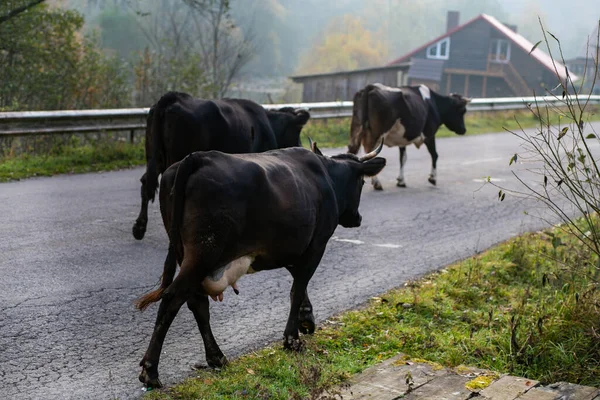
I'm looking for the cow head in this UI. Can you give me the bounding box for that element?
[266,107,311,148]
[310,138,386,228]
[439,94,470,135]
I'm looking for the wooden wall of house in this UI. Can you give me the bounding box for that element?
[440,73,513,97]
[410,19,491,72]
[299,69,404,102]
[491,33,544,95]
[446,19,492,71]
[486,77,513,97]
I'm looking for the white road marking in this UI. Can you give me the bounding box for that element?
[332,237,401,249]
[461,157,503,165]
[332,238,365,245]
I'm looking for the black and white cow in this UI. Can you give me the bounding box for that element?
[348,83,470,190]
[135,141,386,388]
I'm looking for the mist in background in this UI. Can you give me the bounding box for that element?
[63,0,599,78]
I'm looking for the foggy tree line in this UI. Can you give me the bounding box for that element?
[0,0,253,111]
[1,0,597,111]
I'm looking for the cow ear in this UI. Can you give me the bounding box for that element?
[361,157,386,177]
[295,109,310,125]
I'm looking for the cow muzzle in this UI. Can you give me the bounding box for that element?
[340,212,362,228]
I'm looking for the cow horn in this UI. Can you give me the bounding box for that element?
[359,139,384,162]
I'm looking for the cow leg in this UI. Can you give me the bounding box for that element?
[297,289,315,334]
[425,137,438,185]
[283,247,325,351]
[187,294,228,369]
[286,267,315,335]
[139,268,196,388]
[396,147,408,187]
[132,172,149,240]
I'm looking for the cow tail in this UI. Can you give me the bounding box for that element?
[169,152,203,263]
[146,92,180,202]
[348,88,371,154]
[135,153,203,312]
[135,241,178,311]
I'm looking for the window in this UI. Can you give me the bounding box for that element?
[490,39,511,63]
[426,37,450,60]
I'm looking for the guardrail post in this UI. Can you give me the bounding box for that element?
[130,129,135,144]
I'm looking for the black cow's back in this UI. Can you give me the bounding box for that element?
[161,148,339,265]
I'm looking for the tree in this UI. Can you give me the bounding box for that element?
[0,2,130,110]
[190,0,255,98]
[297,15,388,75]
[132,0,254,101]
[0,0,46,24]
[493,20,600,260]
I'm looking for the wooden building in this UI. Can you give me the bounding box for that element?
[388,12,571,98]
[291,12,572,102]
[566,24,600,95]
[290,64,410,103]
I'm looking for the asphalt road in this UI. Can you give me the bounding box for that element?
[2,124,597,400]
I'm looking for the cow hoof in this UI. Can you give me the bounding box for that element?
[298,307,315,334]
[428,177,436,186]
[283,336,304,352]
[299,319,315,335]
[132,222,147,240]
[139,367,162,389]
[372,182,383,191]
[396,181,407,188]
[205,354,228,369]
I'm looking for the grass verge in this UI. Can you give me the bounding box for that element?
[145,222,600,399]
[0,140,145,182]
[1,106,598,181]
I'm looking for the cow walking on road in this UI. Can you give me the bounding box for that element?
[135,140,386,388]
[348,83,470,190]
[132,91,311,240]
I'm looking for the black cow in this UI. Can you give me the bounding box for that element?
[135,140,386,388]
[132,91,311,240]
[348,83,470,190]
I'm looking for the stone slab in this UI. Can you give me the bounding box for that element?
[517,382,600,400]
[517,387,564,400]
[339,355,447,399]
[401,373,473,400]
[479,375,539,400]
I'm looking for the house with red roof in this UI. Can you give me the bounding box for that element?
[389,11,570,98]
[290,11,572,102]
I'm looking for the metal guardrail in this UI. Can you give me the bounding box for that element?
[1,95,599,138]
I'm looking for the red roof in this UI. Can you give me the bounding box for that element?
[387,14,571,81]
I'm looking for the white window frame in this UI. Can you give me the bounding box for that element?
[490,38,511,63]
[426,37,450,60]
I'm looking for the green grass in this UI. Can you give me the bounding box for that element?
[0,140,145,182]
[144,223,600,399]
